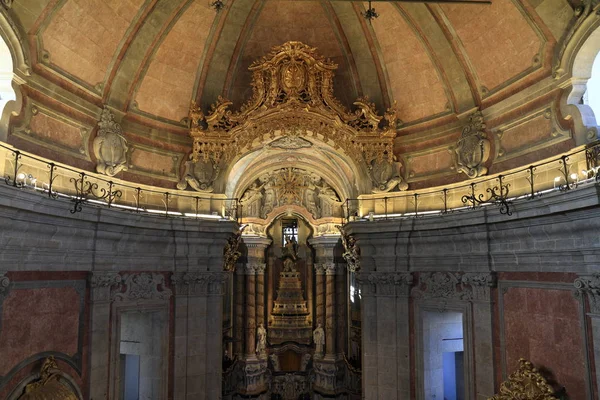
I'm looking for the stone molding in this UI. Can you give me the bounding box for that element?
[171,271,228,296]
[574,274,600,314]
[89,271,121,302]
[411,272,496,304]
[112,272,172,302]
[358,271,413,297]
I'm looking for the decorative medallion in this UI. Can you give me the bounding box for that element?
[93,107,128,177]
[454,110,490,178]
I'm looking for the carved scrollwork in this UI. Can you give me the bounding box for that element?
[358,272,413,297]
[18,357,79,400]
[176,156,219,192]
[454,110,490,178]
[574,273,600,313]
[489,358,558,400]
[171,271,227,296]
[369,158,408,193]
[112,273,172,302]
[412,272,496,303]
[93,107,128,177]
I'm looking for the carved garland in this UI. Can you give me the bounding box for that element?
[183,41,406,194]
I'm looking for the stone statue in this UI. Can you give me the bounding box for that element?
[300,353,312,371]
[313,323,325,356]
[282,235,298,260]
[93,106,128,177]
[256,323,267,356]
[270,353,281,372]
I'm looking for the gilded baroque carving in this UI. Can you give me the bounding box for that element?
[18,357,79,400]
[489,358,557,400]
[454,110,490,178]
[336,225,360,272]
[186,41,408,194]
[224,225,246,272]
[93,107,128,177]
[240,168,342,219]
[112,273,172,302]
[412,272,496,303]
[574,274,600,313]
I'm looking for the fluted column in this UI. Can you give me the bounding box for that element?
[324,262,336,358]
[245,264,257,357]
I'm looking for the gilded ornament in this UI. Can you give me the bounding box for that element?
[336,225,360,272]
[223,225,246,272]
[489,358,557,400]
[18,357,79,400]
[93,107,128,177]
[184,41,407,193]
[454,110,490,178]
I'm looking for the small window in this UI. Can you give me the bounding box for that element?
[281,218,298,247]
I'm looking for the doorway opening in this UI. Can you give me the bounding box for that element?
[422,310,465,400]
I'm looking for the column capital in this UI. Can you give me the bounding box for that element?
[324,262,337,275]
[244,264,258,275]
[89,271,121,302]
[315,264,326,275]
[254,263,267,274]
[575,274,600,314]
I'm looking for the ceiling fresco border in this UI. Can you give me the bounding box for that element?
[11,101,92,161]
[492,105,572,163]
[127,0,215,126]
[126,141,184,182]
[32,0,154,99]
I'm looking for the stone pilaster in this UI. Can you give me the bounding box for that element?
[315,264,326,327]
[575,274,600,395]
[172,271,228,400]
[234,267,245,357]
[89,271,121,400]
[359,271,413,400]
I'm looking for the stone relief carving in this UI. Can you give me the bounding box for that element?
[268,135,312,150]
[176,156,219,192]
[336,225,360,272]
[574,274,600,314]
[313,361,337,391]
[112,273,172,302]
[240,168,342,219]
[454,110,490,178]
[223,225,246,272]
[369,158,408,193]
[269,353,281,371]
[272,374,310,400]
[360,272,413,297]
[411,272,496,304]
[171,271,227,296]
[93,107,128,177]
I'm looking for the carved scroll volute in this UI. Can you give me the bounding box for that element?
[454,110,490,178]
[93,107,128,177]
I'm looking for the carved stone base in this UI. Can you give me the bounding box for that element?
[313,357,344,395]
[237,358,269,396]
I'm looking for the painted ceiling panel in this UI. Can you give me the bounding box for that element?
[41,0,144,87]
[441,0,543,92]
[371,3,449,123]
[134,0,217,122]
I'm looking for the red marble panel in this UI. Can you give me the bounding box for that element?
[42,0,144,86]
[441,0,542,91]
[502,287,586,399]
[135,0,216,121]
[0,287,80,375]
[371,3,448,122]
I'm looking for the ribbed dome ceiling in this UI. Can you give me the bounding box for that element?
[21,0,563,126]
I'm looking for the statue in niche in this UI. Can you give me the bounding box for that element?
[260,174,276,218]
[177,156,219,192]
[454,110,490,178]
[93,106,128,177]
[282,236,298,260]
[270,353,281,372]
[256,323,267,357]
[283,257,297,272]
[313,322,325,356]
[304,174,321,218]
[369,158,408,193]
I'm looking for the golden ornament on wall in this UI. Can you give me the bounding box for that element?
[18,357,79,400]
[489,358,558,400]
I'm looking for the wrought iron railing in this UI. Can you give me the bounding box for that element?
[0,141,238,221]
[344,140,600,222]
